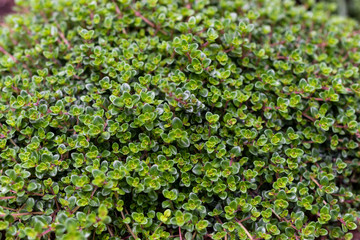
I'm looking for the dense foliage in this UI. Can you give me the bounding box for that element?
[0,0,359,239]
[313,0,360,21]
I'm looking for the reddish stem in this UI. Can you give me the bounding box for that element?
[132,9,155,28]
[302,112,315,122]
[0,211,44,217]
[0,45,17,63]
[179,226,183,240]
[40,227,53,237]
[0,196,16,200]
[56,23,71,48]
[224,46,235,53]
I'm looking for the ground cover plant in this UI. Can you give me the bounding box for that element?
[0,0,359,239]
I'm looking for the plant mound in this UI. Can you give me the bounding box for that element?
[0,0,359,239]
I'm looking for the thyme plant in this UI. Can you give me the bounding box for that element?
[0,0,359,239]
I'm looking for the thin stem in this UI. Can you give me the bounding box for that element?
[112,0,127,34]
[154,222,163,232]
[131,8,167,35]
[310,176,322,189]
[270,209,300,240]
[302,112,315,122]
[120,211,137,240]
[0,45,31,73]
[179,226,183,240]
[0,206,16,211]
[39,227,53,237]
[108,225,114,237]
[169,235,180,238]
[132,9,155,28]
[270,208,281,220]
[0,211,44,217]
[70,206,80,215]
[235,219,253,240]
[0,45,17,63]
[55,23,71,48]
[50,187,60,212]
[202,41,209,48]
[90,186,98,199]
[224,46,235,53]
[215,216,231,239]
[0,196,16,200]
[238,216,251,223]
[9,138,18,147]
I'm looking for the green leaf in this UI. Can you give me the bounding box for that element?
[172,117,183,129]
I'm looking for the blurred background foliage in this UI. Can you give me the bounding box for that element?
[328,0,360,20]
[0,0,359,21]
[0,0,14,17]
[299,0,360,20]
